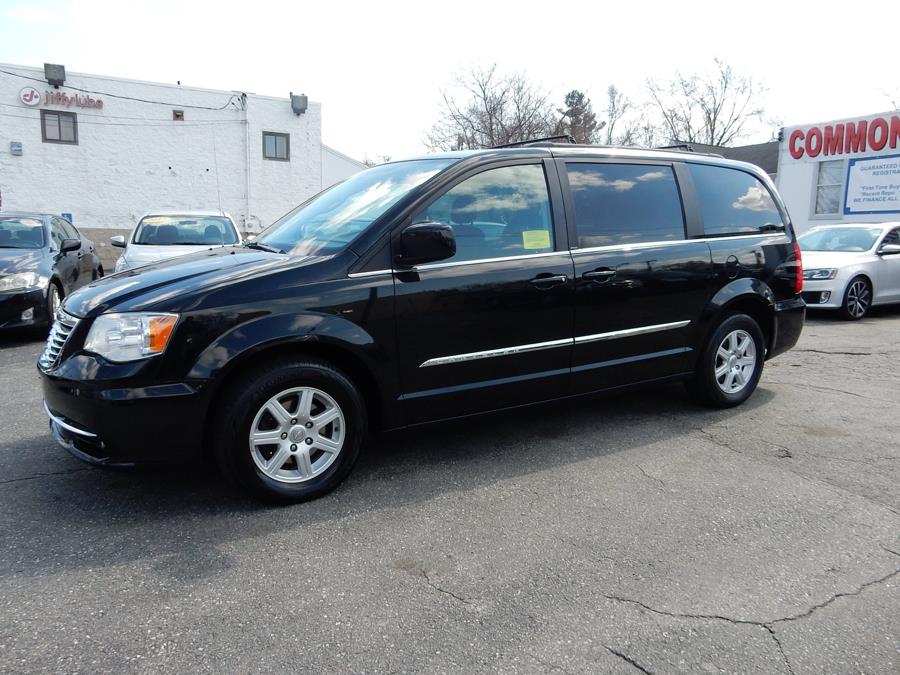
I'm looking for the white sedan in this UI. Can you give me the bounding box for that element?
[799,223,900,319]
[112,211,241,272]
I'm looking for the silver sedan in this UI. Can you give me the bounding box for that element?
[799,223,900,319]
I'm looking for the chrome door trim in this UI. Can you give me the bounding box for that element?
[414,250,571,272]
[419,320,691,367]
[572,233,784,256]
[347,269,393,278]
[574,320,691,344]
[420,337,573,368]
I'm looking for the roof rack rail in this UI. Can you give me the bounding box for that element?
[492,134,577,149]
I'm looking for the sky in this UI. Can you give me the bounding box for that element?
[1,0,898,161]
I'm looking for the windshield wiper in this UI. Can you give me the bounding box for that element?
[244,241,285,254]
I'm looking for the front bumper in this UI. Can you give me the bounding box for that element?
[0,288,47,329]
[41,366,210,465]
[801,279,844,309]
[769,296,805,359]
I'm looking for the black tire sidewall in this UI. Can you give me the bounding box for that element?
[693,313,765,408]
[840,276,870,321]
[215,359,366,503]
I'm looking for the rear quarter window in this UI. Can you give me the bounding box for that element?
[566,163,685,247]
[688,164,784,236]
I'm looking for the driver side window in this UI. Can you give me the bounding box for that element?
[413,164,554,263]
[883,229,900,246]
[49,220,67,250]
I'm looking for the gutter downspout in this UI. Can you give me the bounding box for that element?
[242,93,252,232]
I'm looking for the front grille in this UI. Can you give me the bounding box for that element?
[39,310,79,369]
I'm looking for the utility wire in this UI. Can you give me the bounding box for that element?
[0,101,243,122]
[0,68,245,111]
[0,110,243,127]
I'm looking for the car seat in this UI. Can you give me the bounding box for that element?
[450,195,485,259]
[203,224,223,244]
[155,225,179,245]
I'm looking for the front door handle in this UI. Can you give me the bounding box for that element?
[530,273,568,288]
[582,268,616,281]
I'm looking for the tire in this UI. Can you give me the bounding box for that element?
[212,357,366,503]
[685,313,765,408]
[45,282,62,328]
[839,276,871,320]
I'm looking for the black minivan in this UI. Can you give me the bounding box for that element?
[38,146,805,502]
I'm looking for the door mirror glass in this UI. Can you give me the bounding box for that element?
[60,238,81,253]
[396,222,456,267]
[879,243,900,255]
[110,235,126,248]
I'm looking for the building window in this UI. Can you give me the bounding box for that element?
[172,110,185,121]
[263,132,290,161]
[815,160,844,215]
[41,110,78,144]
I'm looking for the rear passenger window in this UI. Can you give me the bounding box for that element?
[688,164,783,236]
[566,163,685,247]
[413,164,554,262]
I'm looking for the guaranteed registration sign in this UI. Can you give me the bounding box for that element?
[844,154,900,215]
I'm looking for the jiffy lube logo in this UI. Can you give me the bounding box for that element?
[19,86,40,106]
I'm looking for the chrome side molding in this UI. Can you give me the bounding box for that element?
[420,320,691,367]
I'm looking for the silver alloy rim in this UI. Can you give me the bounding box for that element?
[715,329,757,394]
[846,279,870,318]
[48,286,60,319]
[249,386,345,483]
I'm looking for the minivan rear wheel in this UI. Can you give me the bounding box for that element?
[213,357,366,503]
[685,313,765,408]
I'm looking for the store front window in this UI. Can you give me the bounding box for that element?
[814,160,843,215]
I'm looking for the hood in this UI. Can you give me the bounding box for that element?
[0,248,45,274]
[801,250,874,270]
[120,243,230,269]
[64,246,323,317]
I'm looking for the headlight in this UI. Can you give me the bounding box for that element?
[0,272,40,292]
[114,256,128,273]
[802,268,838,280]
[84,312,179,363]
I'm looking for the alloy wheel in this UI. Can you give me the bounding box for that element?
[845,279,870,319]
[714,329,757,394]
[248,386,345,483]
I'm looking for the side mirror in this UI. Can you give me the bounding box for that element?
[61,238,81,253]
[879,243,900,256]
[395,222,456,267]
[110,235,126,248]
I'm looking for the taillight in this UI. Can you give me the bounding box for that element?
[793,240,803,293]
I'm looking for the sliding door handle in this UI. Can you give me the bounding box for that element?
[530,273,568,288]
[582,268,616,281]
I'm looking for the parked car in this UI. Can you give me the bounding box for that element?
[0,212,102,330]
[798,223,900,319]
[39,146,805,502]
[112,211,241,272]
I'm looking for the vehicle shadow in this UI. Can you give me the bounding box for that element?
[0,327,46,348]
[0,382,774,582]
[805,303,900,323]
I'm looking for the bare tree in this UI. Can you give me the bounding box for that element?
[646,59,765,146]
[426,65,556,150]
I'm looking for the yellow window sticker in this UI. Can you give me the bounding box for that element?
[141,216,173,225]
[522,229,551,249]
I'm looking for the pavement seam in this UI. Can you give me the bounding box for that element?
[0,467,93,485]
[419,569,471,605]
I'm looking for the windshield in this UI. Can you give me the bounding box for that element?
[0,217,45,249]
[799,227,882,252]
[133,215,239,246]
[257,159,454,256]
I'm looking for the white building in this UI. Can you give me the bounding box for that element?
[0,62,365,234]
[777,110,900,234]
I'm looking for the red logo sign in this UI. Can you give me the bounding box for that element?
[19,86,40,106]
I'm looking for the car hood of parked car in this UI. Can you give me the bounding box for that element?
[121,243,232,269]
[802,250,873,270]
[0,248,45,275]
[63,246,322,317]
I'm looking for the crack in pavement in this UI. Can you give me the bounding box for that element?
[634,464,666,489]
[764,379,899,405]
[604,646,652,674]
[600,566,899,675]
[0,467,93,485]
[420,569,471,606]
[792,349,873,356]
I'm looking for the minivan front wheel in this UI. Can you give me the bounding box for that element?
[213,358,366,503]
[686,313,765,408]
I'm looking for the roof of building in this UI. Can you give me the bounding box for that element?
[661,141,779,175]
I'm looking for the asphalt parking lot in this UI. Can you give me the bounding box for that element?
[0,310,898,674]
